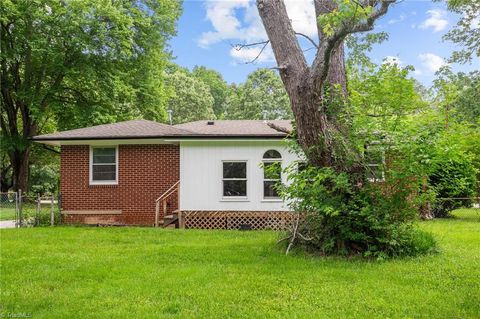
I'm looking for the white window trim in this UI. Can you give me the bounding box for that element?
[89,145,119,185]
[261,198,283,203]
[263,159,282,199]
[366,143,385,183]
[221,160,248,200]
[263,149,282,199]
[367,164,385,183]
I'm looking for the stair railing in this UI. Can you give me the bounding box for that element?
[155,181,180,227]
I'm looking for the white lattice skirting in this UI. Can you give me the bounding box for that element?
[179,211,296,230]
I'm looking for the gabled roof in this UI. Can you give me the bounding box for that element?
[32,120,193,141]
[32,119,292,142]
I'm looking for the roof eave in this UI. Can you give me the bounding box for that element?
[31,134,289,145]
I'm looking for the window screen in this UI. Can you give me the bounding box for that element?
[263,150,282,198]
[91,147,117,183]
[223,162,247,197]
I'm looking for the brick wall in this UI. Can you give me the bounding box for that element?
[60,144,179,226]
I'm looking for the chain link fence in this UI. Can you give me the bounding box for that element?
[0,191,61,227]
[0,192,19,223]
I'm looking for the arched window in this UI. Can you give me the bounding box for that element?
[263,150,281,159]
[263,150,282,199]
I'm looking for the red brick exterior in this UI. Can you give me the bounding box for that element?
[60,144,179,226]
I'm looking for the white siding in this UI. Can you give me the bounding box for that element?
[180,140,301,211]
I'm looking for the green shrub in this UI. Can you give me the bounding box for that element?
[29,164,59,195]
[280,165,437,259]
[429,157,477,217]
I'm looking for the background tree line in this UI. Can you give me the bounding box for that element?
[1,0,478,215]
[0,0,291,194]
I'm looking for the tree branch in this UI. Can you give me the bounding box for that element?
[232,40,269,49]
[313,0,348,98]
[232,40,271,64]
[295,32,318,49]
[311,0,397,91]
[256,0,309,98]
[267,121,292,134]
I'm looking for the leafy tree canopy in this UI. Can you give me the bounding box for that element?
[192,66,229,119]
[442,0,480,63]
[0,0,182,190]
[224,69,292,120]
[349,63,428,138]
[345,32,389,74]
[433,68,480,125]
[164,69,215,124]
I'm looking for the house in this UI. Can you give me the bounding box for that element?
[33,120,301,229]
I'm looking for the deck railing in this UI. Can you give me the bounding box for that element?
[154,181,180,227]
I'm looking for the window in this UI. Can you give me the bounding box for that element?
[263,150,282,198]
[365,143,385,182]
[222,161,247,197]
[90,146,118,185]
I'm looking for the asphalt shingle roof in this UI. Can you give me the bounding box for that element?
[32,119,292,141]
[32,120,193,140]
[174,120,292,137]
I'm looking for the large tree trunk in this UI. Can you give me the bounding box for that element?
[10,148,30,192]
[1,89,37,192]
[0,162,13,192]
[314,0,348,98]
[290,81,336,167]
[257,0,393,169]
[257,0,345,169]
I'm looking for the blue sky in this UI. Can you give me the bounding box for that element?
[170,0,479,87]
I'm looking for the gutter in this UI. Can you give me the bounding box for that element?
[42,145,61,154]
[31,134,289,142]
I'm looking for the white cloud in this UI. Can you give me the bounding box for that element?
[229,45,274,63]
[418,53,447,72]
[198,0,262,48]
[388,11,419,26]
[413,69,422,76]
[383,56,403,66]
[469,15,480,29]
[388,14,405,25]
[198,0,317,62]
[419,9,448,32]
[283,0,317,36]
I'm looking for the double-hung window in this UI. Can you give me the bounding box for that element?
[263,150,282,199]
[222,161,247,198]
[90,146,118,185]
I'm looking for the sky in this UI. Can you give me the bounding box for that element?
[170,0,480,87]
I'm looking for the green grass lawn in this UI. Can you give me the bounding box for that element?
[0,207,16,221]
[1,209,479,318]
[0,203,51,222]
